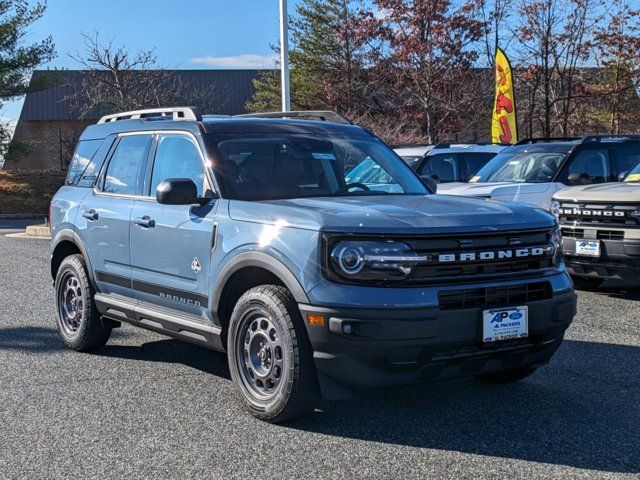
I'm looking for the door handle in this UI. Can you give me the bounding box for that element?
[134,216,155,228]
[82,209,98,221]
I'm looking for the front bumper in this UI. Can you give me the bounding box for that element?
[299,289,576,390]
[562,237,640,280]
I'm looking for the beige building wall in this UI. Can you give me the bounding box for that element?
[5,120,93,170]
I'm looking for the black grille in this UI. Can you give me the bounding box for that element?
[561,228,624,240]
[438,281,552,310]
[558,202,639,227]
[403,228,556,285]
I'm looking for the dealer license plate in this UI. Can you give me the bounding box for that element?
[483,306,528,343]
[576,239,600,257]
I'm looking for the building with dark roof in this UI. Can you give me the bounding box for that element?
[7,69,264,170]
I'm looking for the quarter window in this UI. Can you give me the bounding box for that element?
[150,134,207,197]
[103,135,152,195]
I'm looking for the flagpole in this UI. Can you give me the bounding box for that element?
[279,0,291,112]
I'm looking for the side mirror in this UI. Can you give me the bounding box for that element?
[156,178,207,205]
[567,172,592,186]
[618,171,628,181]
[420,175,438,193]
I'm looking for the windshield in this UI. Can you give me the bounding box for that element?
[624,162,640,182]
[208,134,428,200]
[471,151,566,183]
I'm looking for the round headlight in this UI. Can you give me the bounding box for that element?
[334,243,364,275]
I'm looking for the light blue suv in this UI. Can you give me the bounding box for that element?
[50,108,577,422]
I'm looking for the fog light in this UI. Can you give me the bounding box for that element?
[342,323,353,335]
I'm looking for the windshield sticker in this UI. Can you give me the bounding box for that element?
[624,173,640,182]
[469,176,480,183]
[312,152,336,160]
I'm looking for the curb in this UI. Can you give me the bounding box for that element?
[25,225,51,237]
[5,232,51,240]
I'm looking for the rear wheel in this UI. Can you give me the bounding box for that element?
[227,285,320,423]
[54,254,112,351]
[476,366,537,384]
[571,276,604,290]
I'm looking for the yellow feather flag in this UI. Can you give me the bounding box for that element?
[491,47,518,144]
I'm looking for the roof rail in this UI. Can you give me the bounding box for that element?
[515,137,579,145]
[580,134,640,144]
[234,110,353,125]
[97,107,202,124]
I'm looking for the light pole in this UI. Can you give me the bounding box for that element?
[279,0,291,112]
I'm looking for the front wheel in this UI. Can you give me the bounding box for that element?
[227,285,320,423]
[54,254,112,351]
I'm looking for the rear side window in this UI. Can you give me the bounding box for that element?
[66,139,104,187]
[102,135,152,196]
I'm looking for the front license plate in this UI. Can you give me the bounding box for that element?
[483,306,528,343]
[576,239,601,257]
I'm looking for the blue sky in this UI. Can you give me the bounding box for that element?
[4,0,299,122]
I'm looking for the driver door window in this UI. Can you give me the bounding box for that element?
[563,149,613,184]
[150,134,207,197]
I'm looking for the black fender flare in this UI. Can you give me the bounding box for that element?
[50,229,98,291]
[211,251,309,320]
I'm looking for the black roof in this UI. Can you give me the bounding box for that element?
[79,116,368,142]
[501,141,578,154]
[19,69,265,121]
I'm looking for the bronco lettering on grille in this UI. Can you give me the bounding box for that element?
[437,246,548,263]
[561,208,625,217]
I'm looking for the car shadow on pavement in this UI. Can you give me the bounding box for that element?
[290,339,640,474]
[98,338,231,379]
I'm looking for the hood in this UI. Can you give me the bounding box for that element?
[228,195,555,235]
[554,183,640,203]
[437,182,551,198]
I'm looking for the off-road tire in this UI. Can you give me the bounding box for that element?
[571,276,604,290]
[476,366,537,384]
[227,285,320,423]
[54,254,112,351]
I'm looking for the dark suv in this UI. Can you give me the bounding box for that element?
[50,108,576,422]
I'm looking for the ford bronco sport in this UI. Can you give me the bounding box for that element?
[438,136,640,210]
[552,161,640,289]
[50,107,577,422]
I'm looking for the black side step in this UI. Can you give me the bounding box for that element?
[94,293,225,352]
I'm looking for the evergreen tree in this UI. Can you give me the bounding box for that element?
[246,0,365,115]
[0,1,55,154]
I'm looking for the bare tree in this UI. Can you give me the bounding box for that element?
[516,0,604,137]
[68,32,184,117]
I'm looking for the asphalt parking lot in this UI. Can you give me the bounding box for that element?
[0,233,638,479]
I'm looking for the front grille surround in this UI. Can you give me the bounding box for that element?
[323,227,560,287]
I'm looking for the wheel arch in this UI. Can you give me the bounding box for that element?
[51,229,97,290]
[212,251,309,339]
